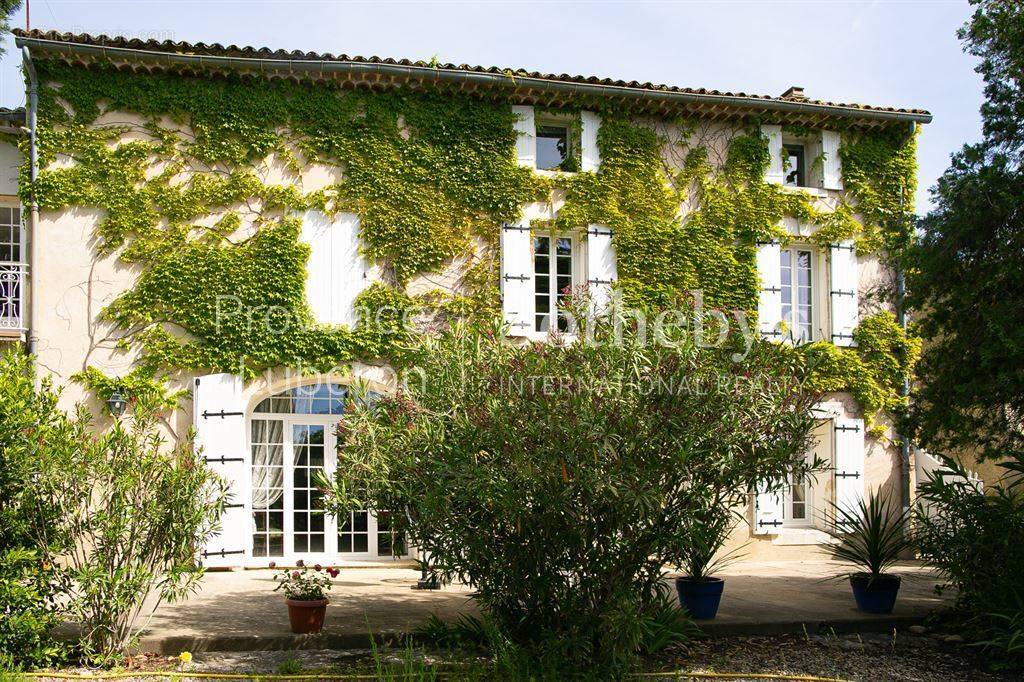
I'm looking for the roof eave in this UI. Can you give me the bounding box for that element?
[15,35,933,126]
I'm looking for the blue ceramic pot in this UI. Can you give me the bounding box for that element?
[674,576,725,620]
[849,573,901,614]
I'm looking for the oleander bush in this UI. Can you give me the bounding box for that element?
[915,453,1024,669]
[326,315,820,672]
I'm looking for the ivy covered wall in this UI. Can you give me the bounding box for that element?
[23,59,919,431]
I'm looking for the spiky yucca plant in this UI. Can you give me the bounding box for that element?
[826,489,914,578]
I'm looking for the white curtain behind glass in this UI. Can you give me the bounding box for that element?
[251,419,284,509]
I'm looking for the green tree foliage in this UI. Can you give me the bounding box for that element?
[0,2,21,55]
[915,454,1024,669]
[325,317,820,671]
[905,0,1024,461]
[0,351,66,670]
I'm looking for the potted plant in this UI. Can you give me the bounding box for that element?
[826,489,914,614]
[271,560,339,634]
[674,502,743,620]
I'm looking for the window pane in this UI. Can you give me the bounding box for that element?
[537,126,568,170]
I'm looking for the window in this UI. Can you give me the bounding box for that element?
[534,233,575,333]
[0,207,20,262]
[784,448,816,527]
[784,144,806,187]
[537,124,571,171]
[780,247,813,342]
[0,207,23,329]
[251,419,285,558]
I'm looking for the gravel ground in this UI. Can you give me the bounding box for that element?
[24,629,1017,681]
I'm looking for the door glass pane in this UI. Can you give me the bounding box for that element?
[376,511,407,557]
[251,419,284,557]
[292,424,326,555]
[339,510,370,554]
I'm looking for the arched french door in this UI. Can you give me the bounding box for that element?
[248,383,407,564]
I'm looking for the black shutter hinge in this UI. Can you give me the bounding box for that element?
[758,520,783,528]
[503,274,530,282]
[502,224,530,232]
[587,228,613,237]
[835,471,861,479]
[830,244,856,252]
[587,278,614,285]
[202,410,243,419]
[202,549,245,558]
[830,290,856,297]
[835,424,861,432]
[203,456,244,464]
[761,286,782,293]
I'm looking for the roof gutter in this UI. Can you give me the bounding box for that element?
[14,35,933,126]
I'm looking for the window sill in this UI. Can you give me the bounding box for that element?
[779,185,831,199]
[770,528,838,546]
[533,168,579,179]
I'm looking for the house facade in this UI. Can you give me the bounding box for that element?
[10,29,934,567]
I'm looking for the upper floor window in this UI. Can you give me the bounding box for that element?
[0,207,21,263]
[537,124,570,171]
[781,247,813,343]
[783,144,806,188]
[533,233,576,333]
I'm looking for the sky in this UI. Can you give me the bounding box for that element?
[0,0,986,215]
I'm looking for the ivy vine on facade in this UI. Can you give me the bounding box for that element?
[5,29,929,565]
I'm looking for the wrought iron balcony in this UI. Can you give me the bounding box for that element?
[0,262,25,331]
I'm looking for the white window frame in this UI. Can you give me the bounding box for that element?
[247,387,409,566]
[780,245,816,343]
[0,204,25,333]
[532,231,581,334]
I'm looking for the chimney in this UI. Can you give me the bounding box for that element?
[781,86,807,101]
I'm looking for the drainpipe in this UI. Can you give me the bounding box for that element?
[896,122,915,509]
[22,46,39,364]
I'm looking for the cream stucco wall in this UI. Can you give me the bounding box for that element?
[27,106,906,561]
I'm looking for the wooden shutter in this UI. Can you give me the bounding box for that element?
[753,480,784,535]
[761,124,784,184]
[586,225,616,314]
[193,373,248,568]
[581,111,602,172]
[833,418,865,524]
[501,222,534,335]
[512,105,536,169]
[821,130,843,190]
[829,241,858,346]
[757,241,782,340]
[301,210,369,326]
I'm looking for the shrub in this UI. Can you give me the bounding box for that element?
[326,319,819,671]
[0,351,68,669]
[26,403,228,663]
[915,453,1024,669]
[826,489,914,578]
[0,549,66,670]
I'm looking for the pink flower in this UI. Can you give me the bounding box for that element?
[296,559,305,568]
[328,568,340,578]
[291,571,300,579]
[314,564,322,571]
[268,561,276,569]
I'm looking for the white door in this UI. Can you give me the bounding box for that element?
[248,384,407,565]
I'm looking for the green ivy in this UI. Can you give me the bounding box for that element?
[24,59,918,427]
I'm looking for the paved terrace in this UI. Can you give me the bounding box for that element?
[137,560,950,654]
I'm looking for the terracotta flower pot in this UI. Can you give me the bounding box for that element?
[286,598,328,634]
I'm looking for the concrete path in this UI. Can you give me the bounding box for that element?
[137,560,950,654]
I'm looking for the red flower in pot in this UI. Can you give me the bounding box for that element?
[272,563,338,634]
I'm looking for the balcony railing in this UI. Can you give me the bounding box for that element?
[0,262,25,332]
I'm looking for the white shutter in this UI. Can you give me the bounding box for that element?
[821,130,843,190]
[586,225,616,313]
[193,373,248,568]
[754,480,785,535]
[807,135,824,189]
[757,241,782,340]
[581,111,602,172]
[501,222,534,335]
[761,124,784,185]
[301,210,369,326]
[829,241,858,346]
[512,105,536,169]
[833,418,865,523]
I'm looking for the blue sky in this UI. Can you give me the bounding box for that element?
[0,0,984,214]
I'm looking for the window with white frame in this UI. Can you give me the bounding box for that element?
[533,233,576,333]
[780,247,813,343]
[0,206,24,329]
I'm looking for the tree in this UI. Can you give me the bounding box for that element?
[0,2,22,55]
[905,0,1024,461]
[325,317,820,670]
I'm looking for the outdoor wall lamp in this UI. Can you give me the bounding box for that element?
[106,390,128,417]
